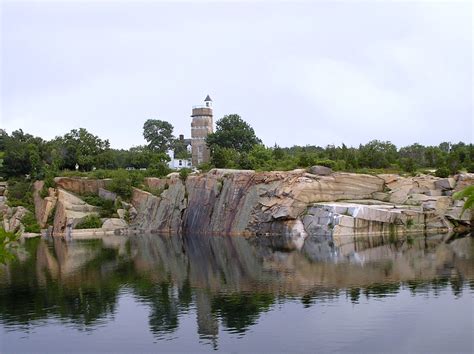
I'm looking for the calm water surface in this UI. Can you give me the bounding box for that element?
[0,233,473,353]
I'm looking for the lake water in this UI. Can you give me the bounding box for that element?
[0,233,473,353]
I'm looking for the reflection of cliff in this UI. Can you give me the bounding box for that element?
[0,233,472,338]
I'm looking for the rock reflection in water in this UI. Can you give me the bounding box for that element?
[0,232,472,342]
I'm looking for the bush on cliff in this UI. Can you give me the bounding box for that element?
[6,179,34,212]
[81,194,116,218]
[107,170,135,200]
[435,167,450,178]
[75,215,102,229]
[22,212,41,233]
[0,227,18,264]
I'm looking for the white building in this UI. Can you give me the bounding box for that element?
[167,149,192,170]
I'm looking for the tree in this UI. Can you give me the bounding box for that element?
[143,119,174,152]
[358,140,397,169]
[0,129,7,151]
[173,138,190,159]
[57,128,110,171]
[1,129,45,178]
[206,114,261,153]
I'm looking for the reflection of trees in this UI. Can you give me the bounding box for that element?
[0,232,472,340]
[0,238,126,328]
[211,292,274,333]
[132,276,193,337]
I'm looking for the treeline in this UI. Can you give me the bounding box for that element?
[205,115,473,177]
[209,140,473,176]
[0,114,473,181]
[0,119,190,179]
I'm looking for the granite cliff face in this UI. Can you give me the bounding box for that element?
[30,169,473,238]
[130,169,471,237]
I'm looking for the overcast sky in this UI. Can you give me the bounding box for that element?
[1,0,472,149]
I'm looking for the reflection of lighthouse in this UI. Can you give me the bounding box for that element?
[195,289,218,348]
[191,95,213,167]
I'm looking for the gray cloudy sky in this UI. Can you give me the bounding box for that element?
[1,0,472,149]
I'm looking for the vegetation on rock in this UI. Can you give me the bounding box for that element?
[0,228,18,264]
[75,215,102,229]
[453,185,474,217]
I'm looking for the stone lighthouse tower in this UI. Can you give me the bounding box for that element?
[191,95,213,166]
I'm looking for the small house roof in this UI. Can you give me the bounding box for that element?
[204,95,212,102]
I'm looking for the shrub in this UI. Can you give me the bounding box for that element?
[179,168,192,182]
[466,162,474,173]
[81,194,116,218]
[435,167,450,178]
[314,159,336,169]
[197,162,214,173]
[22,212,41,233]
[147,162,172,178]
[6,179,34,212]
[107,170,133,200]
[0,227,18,264]
[75,215,102,229]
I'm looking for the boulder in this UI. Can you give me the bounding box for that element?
[98,188,117,201]
[117,208,126,219]
[434,178,456,190]
[102,218,128,230]
[308,165,333,176]
[425,190,443,197]
[301,202,424,238]
[405,194,431,206]
[166,172,180,179]
[144,177,169,190]
[445,205,472,222]
[53,189,99,236]
[454,173,474,192]
[3,206,28,233]
[372,192,390,202]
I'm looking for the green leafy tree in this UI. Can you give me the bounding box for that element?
[210,146,240,168]
[173,139,191,159]
[143,119,174,152]
[1,130,45,178]
[56,128,110,171]
[0,129,7,152]
[206,114,261,153]
[358,140,397,169]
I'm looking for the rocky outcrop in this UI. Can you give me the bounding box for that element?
[2,206,28,233]
[52,189,99,236]
[131,175,186,233]
[102,218,128,230]
[33,170,472,238]
[131,169,385,235]
[303,202,425,240]
[32,181,58,228]
[54,177,110,195]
